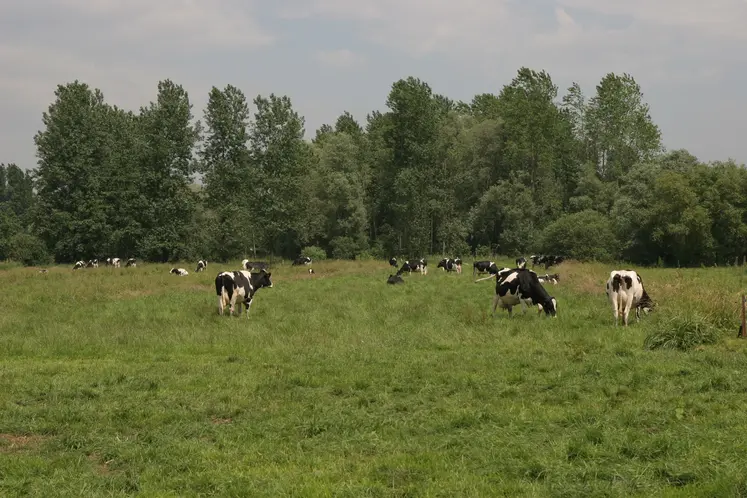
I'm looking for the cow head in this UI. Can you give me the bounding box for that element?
[252,269,273,289]
[545,297,558,317]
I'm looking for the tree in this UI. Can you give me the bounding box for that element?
[248,93,311,257]
[200,84,252,261]
[136,79,201,262]
[585,73,663,180]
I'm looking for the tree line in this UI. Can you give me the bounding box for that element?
[1,67,746,267]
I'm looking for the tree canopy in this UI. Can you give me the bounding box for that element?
[2,68,745,267]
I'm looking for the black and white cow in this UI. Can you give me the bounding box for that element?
[473,260,500,276]
[606,270,653,326]
[125,258,136,267]
[86,259,99,268]
[292,256,312,266]
[215,269,273,317]
[516,257,527,269]
[73,260,86,270]
[308,268,315,274]
[195,260,207,272]
[38,269,48,274]
[437,257,463,274]
[538,273,560,285]
[170,268,189,276]
[104,257,121,268]
[397,259,427,276]
[242,259,269,271]
[491,268,557,318]
[387,274,405,284]
[389,257,398,267]
[530,255,564,270]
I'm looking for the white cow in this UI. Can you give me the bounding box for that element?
[170,268,189,276]
[606,270,653,326]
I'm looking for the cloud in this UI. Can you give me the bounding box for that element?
[313,49,365,68]
[49,0,275,50]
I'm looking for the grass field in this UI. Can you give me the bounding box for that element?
[2,258,747,496]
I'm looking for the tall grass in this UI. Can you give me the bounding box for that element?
[1,258,746,496]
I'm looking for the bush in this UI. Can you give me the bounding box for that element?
[8,233,53,266]
[644,313,720,351]
[301,245,327,261]
[330,236,360,260]
[540,210,620,261]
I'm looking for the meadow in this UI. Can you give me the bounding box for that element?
[1,258,747,497]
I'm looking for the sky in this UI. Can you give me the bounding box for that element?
[2,0,747,170]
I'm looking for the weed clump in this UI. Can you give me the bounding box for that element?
[643,313,720,351]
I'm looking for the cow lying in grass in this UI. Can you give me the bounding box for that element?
[215,269,273,317]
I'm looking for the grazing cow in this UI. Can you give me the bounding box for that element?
[308,268,315,274]
[170,268,189,276]
[292,256,312,266]
[538,273,560,285]
[195,260,207,272]
[86,259,99,268]
[389,257,398,267]
[437,257,463,274]
[387,274,405,285]
[530,255,565,270]
[516,257,527,269]
[473,260,500,276]
[215,269,273,317]
[606,270,653,326]
[491,268,557,318]
[73,260,85,270]
[242,260,269,271]
[38,269,48,274]
[109,258,121,268]
[397,259,427,276]
[125,258,136,267]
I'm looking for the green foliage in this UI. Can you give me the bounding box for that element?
[7,233,52,266]
[541,210,619,261]
[301,245,327,261]
[3,68,746,267]
[644,313,720,351]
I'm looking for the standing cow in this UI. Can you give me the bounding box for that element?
[196,260,207,272]
[215,269,273,317]
[606,270,653,326]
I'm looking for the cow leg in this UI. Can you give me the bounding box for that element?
[622,299,632,326]
[611,293,619,326]
[491,295,500,317]
[244,297,253,318]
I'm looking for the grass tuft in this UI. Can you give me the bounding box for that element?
[643,312,720,351]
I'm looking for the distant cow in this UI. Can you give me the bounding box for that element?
[292,256,312,266]
[397,259,427,276]
[86,259,99,268]
[215,269,273,317]
[473,260,500,276]
[437,257,463,274]
[73,260,85,270]
[606,270,653,326]
[538,273,560,285]
[195,260,207,272]
[308,268,315,274]
[125,258,136,267]
[491,268,557,318]
[516,257,527,269]
[242,260,269,271]
[387,274,405,285]
[170,268,189,276]
[530,255,565,270]
[105,257,121,268]
[389,257,397,267]
[38,269,48,274]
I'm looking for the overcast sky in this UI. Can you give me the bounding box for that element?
[2,0,746,170]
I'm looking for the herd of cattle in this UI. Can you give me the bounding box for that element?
[62,252,654,326]
[386,254,654,326]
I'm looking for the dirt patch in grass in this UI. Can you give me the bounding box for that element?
[87,453,116,475]
[0,433,48,452]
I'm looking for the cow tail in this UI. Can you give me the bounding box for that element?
[215,275,223,296]
[612,274,623,292]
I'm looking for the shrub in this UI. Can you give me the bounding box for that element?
[540,210,620,261]
[8,233,53,266]
[330,236,359,260]
[643,313,720,351]
[301,245,327,261]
